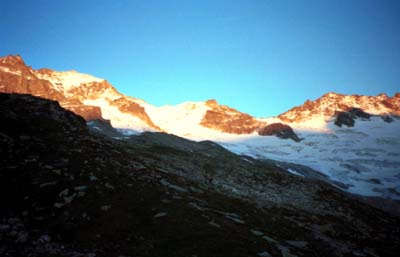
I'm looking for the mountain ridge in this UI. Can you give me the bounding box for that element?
[278,91,400,124]
[1,54,399,136]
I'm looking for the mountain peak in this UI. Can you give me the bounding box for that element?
[205,99,218,107]
[278,92,400,123]
[321,92,343,98]
[0,54,25,66]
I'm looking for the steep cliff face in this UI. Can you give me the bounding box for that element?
[109,97,161,131]
[278,92,400,123]
[1,54,399,139]
[0,55,159,130]
[0,56,272,135]
[0,55,103,120]
[0,55,65,101]
[200,99,266,134]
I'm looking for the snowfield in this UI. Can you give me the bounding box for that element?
[85,94,400,200]
[217,117,400,199]
[92,98,400,200]
[35,70,104,93]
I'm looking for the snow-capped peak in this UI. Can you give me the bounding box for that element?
[0,54,25,65]
[141,100,211,138]
[35,69,104,93]
[278,92,400,127]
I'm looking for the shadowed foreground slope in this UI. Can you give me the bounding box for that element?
[1,93,400,257]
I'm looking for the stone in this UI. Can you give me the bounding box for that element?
[160,179,188,193]
[74,185,88,191]
[258,123,301,142]
[208,220,221,228]
[225,215,245,224]
[101,205,111,211]
[105,182,114,190]
[154,212,167,218]
[286,240,308,248]
[251,229,264,236]
[262,236,278,244]
[257,251,272,257]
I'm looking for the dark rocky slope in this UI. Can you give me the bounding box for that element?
[1,93,400,257]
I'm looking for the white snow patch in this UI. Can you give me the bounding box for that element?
[142,101,256,141]
[35,70,104,93]
[83,99,154,133]
[0,66,21,75]
[219,117,400,199]
[287,169,305,177]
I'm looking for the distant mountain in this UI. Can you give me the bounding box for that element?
[0,55,289,136]
[1,54,400,204]
[0,55,159,130]
[278,92,400,124]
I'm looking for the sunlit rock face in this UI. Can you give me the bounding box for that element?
[278,92,400,123]
[3,54,398,137]
[258,123,301,142]
[334,108,371,127]
[200,99,266,134]
[0,55,65,101]
[0,55,159,130]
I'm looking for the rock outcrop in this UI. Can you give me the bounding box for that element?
[2,54,399,140]
[0,55,160,130]
[258,123,301,142]
[279,92,400,123]
[200,99,266,134]
[334,108,371,127]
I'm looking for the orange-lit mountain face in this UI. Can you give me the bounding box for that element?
[0,55,262,134]
[0,55,159,130]
[0,55,269,135]
[200,99,266,134]
[278,92,400,123]
[1,54,399,136]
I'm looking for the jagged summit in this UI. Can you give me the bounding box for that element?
[205,99,218,106]
[35,68,105,93]
[278,91,400,124]
[0,55,159,131]
[0,54,25,65]
[1,54,399,136]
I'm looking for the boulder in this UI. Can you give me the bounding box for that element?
[258,123,301,142]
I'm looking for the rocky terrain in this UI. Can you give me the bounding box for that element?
[258,123,301,142]
[1,55,400,255]
[2,55,399,136]
[1,92,400,257]
[0,55,290,137]
[200,99,266,134]
[0,55,158,129]
[2,54,400,208]
[278,92,400,124]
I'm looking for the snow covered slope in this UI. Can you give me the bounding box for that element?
[219,116,400,199]
[35,69,104,94]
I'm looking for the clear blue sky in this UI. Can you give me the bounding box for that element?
[1,0,399,117]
